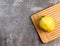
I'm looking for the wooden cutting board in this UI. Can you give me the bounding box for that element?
[31,3,60,43]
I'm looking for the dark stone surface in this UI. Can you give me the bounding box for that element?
[0,0,60,46]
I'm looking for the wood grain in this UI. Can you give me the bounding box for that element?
[31,3,60,43]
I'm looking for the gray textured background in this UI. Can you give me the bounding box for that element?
[0,0,60,46]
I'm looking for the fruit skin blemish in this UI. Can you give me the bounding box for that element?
[39,16,55,32]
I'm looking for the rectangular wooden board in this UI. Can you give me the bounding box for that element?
[31,3,60,43]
